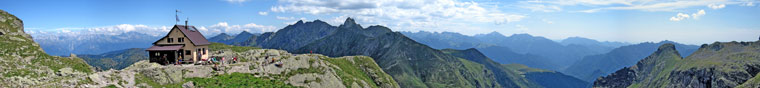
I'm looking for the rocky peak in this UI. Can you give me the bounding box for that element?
[295,20,304,25]
[312,19,326,24]
[340,17,361,29]
[654,43,681,57]
[0,9,27,37]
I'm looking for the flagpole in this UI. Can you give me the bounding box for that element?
[175,9,181,25]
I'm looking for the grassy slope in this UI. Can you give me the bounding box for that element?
[186,73,300,88]
[208,43,398,87]
[0,9,94,87]
[442,48,589,88]
[80,48,148,71]
[324,56,400,88]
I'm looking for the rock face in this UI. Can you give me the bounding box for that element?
[594,41,760,88]
[84,44,399,88]
[593,67,635,88]
[0,9,95,87]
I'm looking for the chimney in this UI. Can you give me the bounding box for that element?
[185,18,188,29]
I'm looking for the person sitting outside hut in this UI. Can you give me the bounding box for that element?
[161,54,168,65]
[275,61,283,67]
[221,57,225,65]
[233,56,238,63]
[271,57,276,64]
[176,56,182,65]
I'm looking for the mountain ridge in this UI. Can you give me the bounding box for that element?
[564,41,698,82]
[594,41,760,87]
[245,17,587,88]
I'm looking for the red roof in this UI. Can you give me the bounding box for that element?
[177,25,211,45]
[146,45,184,51]
[153,25,211,45]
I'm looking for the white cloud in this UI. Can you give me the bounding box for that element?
[525,0,742,13]
[522,4,562,12]
[27,24,172,40]
[203,22,278,35]
[707,4,726,9]
[692,9,706,19]
[258,11,269,16]
[271,0,526,35]
[669,9,705,21]
[28,22,277,40]
[276,16,295,20]
[741,1,755,6]
[670,13,690,21]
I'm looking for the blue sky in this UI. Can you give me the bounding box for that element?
[1,0,759,44]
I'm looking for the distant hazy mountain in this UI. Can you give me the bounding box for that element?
[474,33,611,70]
[441,48,589,88]
[403,31,616,70]
[400,31,481,49]
[564,41,699,82]
[207,33,233,43]
[79,48,147,71]
[594,41,760,87]
[33,32,160,56]
[560,37,630,54]
[208,31,258,46]
[474,45,561,70]
[560,37,630,48]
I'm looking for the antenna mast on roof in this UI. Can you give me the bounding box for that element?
[175,9,182,24]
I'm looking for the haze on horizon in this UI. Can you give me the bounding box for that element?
[1,0,759,45]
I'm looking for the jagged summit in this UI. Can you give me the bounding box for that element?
[295,20,304,25]
[653,43,681,58]
[313,19,326,23]
[340,17,361,29]
[292,19,329,26]
[657,43,676,51]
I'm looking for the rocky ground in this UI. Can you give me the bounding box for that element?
[84,48,399,88]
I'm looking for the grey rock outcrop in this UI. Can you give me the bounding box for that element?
[85,48,398,88]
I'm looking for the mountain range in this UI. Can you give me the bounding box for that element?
[563,41,699,82]
[401,31,630,71]
[33,31,160,56]
[209,18,588,87]
[1,10,400,87]
[207,31,259,46]
[594,41,760,87]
